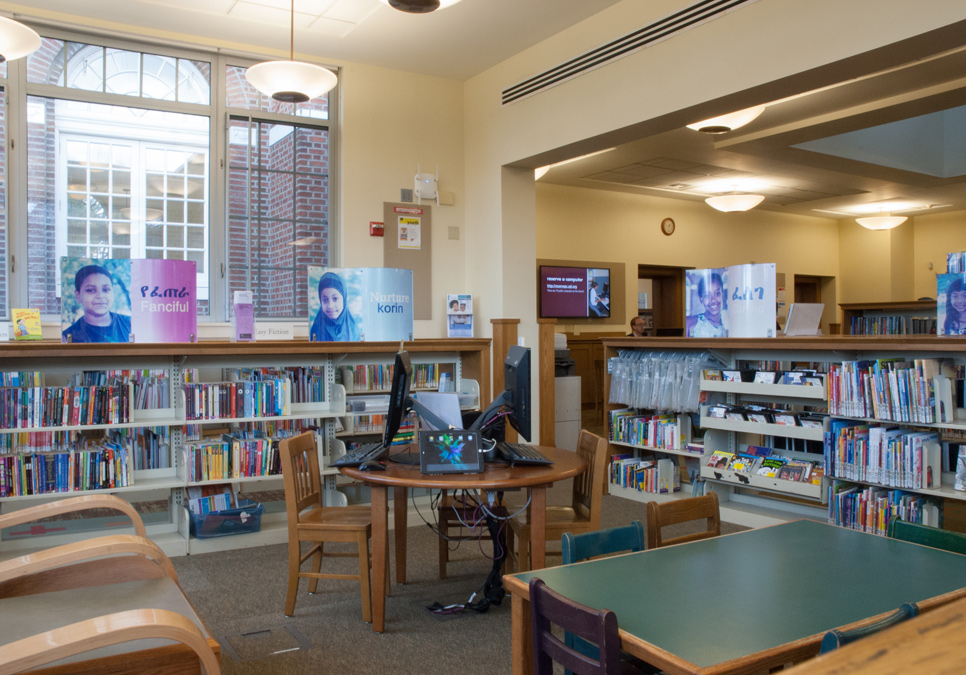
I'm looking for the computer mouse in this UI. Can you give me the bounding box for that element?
[359,460,386,471]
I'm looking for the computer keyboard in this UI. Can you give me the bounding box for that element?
[331,442,388,467]
[496,442,553,466]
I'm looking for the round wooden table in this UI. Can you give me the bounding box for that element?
[340,445,586,632]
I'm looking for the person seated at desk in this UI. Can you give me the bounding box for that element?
[588,281,608,316]
[628,316,647,337]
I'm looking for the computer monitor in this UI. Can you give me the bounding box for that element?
[383,350,412,449]
[470,345,531,442]
[385,350,453,464]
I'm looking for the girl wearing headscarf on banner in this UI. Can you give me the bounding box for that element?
[310,271,361,341]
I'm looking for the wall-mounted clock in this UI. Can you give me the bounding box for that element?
[661,217,675,236]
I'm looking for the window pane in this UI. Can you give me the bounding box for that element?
[26,95,210,314]
[179,60,211,105]
[141,53,177,101]
[227,117,328,319]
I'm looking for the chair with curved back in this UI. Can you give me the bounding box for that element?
[886,514,966,554]
[819,602,920,653]
[561,523,655,674]
[279,431,377,621]
[645,492,720,549]
[0,494,220,674]
[529,577,623,675]
[505,429,609,572]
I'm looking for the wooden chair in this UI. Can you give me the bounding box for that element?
[529,577,623,674]
[819,602,919,653]
[279,431,377,621]
[886,515,966,554]
[645,492,720,549]
[0,495,220,674]
[505,429,608,572]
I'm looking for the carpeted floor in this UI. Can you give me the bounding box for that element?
[173,488,748,674]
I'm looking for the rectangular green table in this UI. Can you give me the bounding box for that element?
[504,519,966,674]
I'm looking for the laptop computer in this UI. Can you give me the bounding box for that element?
[418,429,484,474]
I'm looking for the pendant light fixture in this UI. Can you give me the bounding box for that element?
[245,0,338,103]
[0,15,41,63]
[378,0,463,13]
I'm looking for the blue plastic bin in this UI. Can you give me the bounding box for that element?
[187,499,264,539]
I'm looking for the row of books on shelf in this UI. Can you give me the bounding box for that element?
[183,429,288,482]
[183,379,293,421]
[848,315,936,336]
[706,446,824,484]
[826,358,944,423]
[825,420,940,490]
[186,483,237,515]
[77,369,171,410]
[607,351,704,414]
[228,366,326,404]
[608,409,685,450]
[702,368,825,386]
[339,362,448,393]
[0,440,132,497]
[336,414,386,435]
[705,404,825,428]
[828,483,941,534]
[610,454,680,494]
[0,384,131,429]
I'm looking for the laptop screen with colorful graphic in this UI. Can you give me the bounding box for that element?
[418,430,484,474]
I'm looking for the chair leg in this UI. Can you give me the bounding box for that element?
[307,541,323,594]
[358,532,372,624]
[284,539,301,617]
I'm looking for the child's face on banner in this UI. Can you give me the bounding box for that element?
[320,285,345,320]
[76,273,115,319]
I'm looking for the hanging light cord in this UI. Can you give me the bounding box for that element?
[289,0,295,62]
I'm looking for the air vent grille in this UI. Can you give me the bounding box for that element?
[502,0,759,105]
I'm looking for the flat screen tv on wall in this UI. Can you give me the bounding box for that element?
[538,265,611,319]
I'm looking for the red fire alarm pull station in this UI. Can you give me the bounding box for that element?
[370,221,384,237]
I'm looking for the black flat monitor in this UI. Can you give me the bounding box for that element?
[385,350,453,464]
[471,345,531,442]
[383,350,412,449]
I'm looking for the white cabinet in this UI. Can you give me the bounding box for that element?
[554,376,581,451]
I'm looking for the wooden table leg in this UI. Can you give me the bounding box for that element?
[393,485,408,584]
[529,486,547,570]
[512,591,534,675]
[371,485,388,633]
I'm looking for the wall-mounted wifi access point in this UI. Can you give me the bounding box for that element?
[415,164,439,205]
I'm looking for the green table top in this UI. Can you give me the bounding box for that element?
[511,519,966,669]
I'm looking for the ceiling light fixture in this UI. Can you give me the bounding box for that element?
[534,166,550,180]
[0,15,41,63]
[705,186,765,212]
[378,0,463,13]
[856,213,907,230]
[686,105,766,134]
[245,0,338,103]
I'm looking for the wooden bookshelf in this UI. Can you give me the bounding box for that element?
[0,339,490,558]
